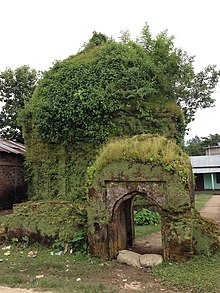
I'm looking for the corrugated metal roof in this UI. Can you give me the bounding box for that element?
[192,167,220,174]
[190,155,220,168]
[0,138,26,155]
[190,155,220,174]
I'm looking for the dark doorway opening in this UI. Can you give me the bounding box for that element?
[195,174,204,191]
[112,192,162,255]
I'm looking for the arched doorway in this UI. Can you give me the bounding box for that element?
[111,190,163,255]
[87,135,195,261]
[104,180,185,260]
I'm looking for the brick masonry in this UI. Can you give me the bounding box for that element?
[0,153,27,209]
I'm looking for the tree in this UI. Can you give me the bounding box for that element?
[138,24,220,126]
[83,31,109,50]
[21,27,220,201]
[185,133,220,156]
[201,133,220,147]
[185,136,204,156]
[23,27,220,146]
[0,65,41,143]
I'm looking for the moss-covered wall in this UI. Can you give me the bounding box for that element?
[86,135,220,260]
[0,201,86,245]
[24,131,97,202]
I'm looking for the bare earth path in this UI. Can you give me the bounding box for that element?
[0,287,52,293]
[200,194,220,225]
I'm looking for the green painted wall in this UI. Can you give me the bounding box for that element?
[203,173,220,190]
[204,174,212,190]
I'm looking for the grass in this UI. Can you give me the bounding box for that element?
[0,244,118,293]
[0,193,217,293]
[195,193,211,211]
[2,234,220,293]
[152,251,220,293]
[151,193,220,293]
[1,241,220,293]
[135,224,161,238]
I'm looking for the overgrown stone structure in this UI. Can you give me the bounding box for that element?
[87,135,196,261]
[1,134,220,260]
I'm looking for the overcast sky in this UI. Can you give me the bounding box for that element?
[1,0,220,141]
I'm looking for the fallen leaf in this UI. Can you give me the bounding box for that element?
[36,274,44,279]
[64,243,68,254]
[55,251,64,256]
[28,251,37,258]
[2,245,11,250]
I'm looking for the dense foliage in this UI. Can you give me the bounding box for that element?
[24,41,182,145]
[0,66,41,143]
[134,208,161,226]
[22,26,219,146]
[186,133,220,156]
[21,26,219,200]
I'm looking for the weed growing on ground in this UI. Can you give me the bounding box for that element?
[152,251,220,293]
[135,224,161,238]
[195,194,211,211]
[0,244,115,292]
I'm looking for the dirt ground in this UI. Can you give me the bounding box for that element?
[132,231,162,255]
[0,263,183,293]
[0,288,52,293]
[200,195,220,224]
[1,195,220,293]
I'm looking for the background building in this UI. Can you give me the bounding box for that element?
[191,146,220,192]
[0,138,27,209]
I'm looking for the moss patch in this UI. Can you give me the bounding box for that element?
[0,201,87,245]
[88,135,192,210]
[90,134,191,186]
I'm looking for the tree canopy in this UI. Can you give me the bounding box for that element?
[22,26,219,147]
[21,25,220,201]
[185,134,220,156]
[0,65,41,143]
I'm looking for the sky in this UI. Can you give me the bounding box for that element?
[0,0,220,141]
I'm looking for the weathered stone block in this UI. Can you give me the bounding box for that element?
[117,250,163,267]
[117,250,141,267]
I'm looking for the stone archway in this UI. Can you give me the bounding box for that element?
[106,180,166,259]
[110,188,162,256]
[88,178,194,261]
[87,135,197,261]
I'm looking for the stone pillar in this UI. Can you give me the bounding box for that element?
[161,210,193,261]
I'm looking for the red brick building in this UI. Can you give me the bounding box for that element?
[0,138,27,209]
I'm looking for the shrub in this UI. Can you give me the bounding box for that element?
[134,208,161,226]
